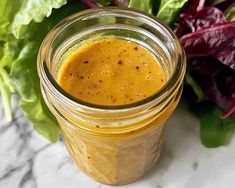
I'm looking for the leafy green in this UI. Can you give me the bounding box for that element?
[6,37,61,142]
[185,72,207,102]
[20,98,60,142]
[157,0,188,26]
[191,102,235,147]
[94,0,111,6]
[0,42,3,57]
[9,40,39,102]
[0,1,21,40]
[208,0,227,6]
[225,4,235,21]
[0,1,85,142]
[0,74,12,121]
[129,0,153,14]
[0,0,66,40]
[3,38,60,142]
[0,41,17,121]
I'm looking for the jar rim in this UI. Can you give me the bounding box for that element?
[38,7,186,111]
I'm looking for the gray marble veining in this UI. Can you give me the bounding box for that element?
[1,98,235,188]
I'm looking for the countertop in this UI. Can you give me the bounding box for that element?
[1,98,235,188]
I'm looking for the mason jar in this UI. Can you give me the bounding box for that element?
[37,7,186,185]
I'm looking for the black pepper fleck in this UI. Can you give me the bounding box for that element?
[117,60,123,65]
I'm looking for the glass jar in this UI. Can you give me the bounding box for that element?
[37,7,186,185]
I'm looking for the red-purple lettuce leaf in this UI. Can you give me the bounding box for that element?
[184,0,205,14]
[177,0,235,147]
[80,0,102,8]
[175,0,205,36]
[176,6,227,37]
[189,7,226,31]
[180,23,235,70]
[189,57,235,120]
[215,39,235,70]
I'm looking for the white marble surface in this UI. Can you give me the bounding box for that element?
[1,98,235,188]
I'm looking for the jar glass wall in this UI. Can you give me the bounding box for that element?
[37,7,186,185]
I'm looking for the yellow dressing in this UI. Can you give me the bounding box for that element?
[58,38,166,105]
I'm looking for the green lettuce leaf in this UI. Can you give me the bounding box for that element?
[0,74,12,121]
[185,72,207,102]
[0,0,66,40]
[94,0,111,5]
[225,4,235,21]
[208,0,227,6]
[0,1,85,142]
[191,102,235,148]
[20,98,60,142]
[157,0,188,26]
[128,0,153,14]
[0,0,21,40]
[9,40,39,102]
[0,42,3,56]
[6,38,60,142]
[0,40,18,121]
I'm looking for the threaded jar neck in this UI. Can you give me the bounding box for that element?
[37,7,186,131]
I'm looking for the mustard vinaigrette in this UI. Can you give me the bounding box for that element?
[58,38,166,105]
